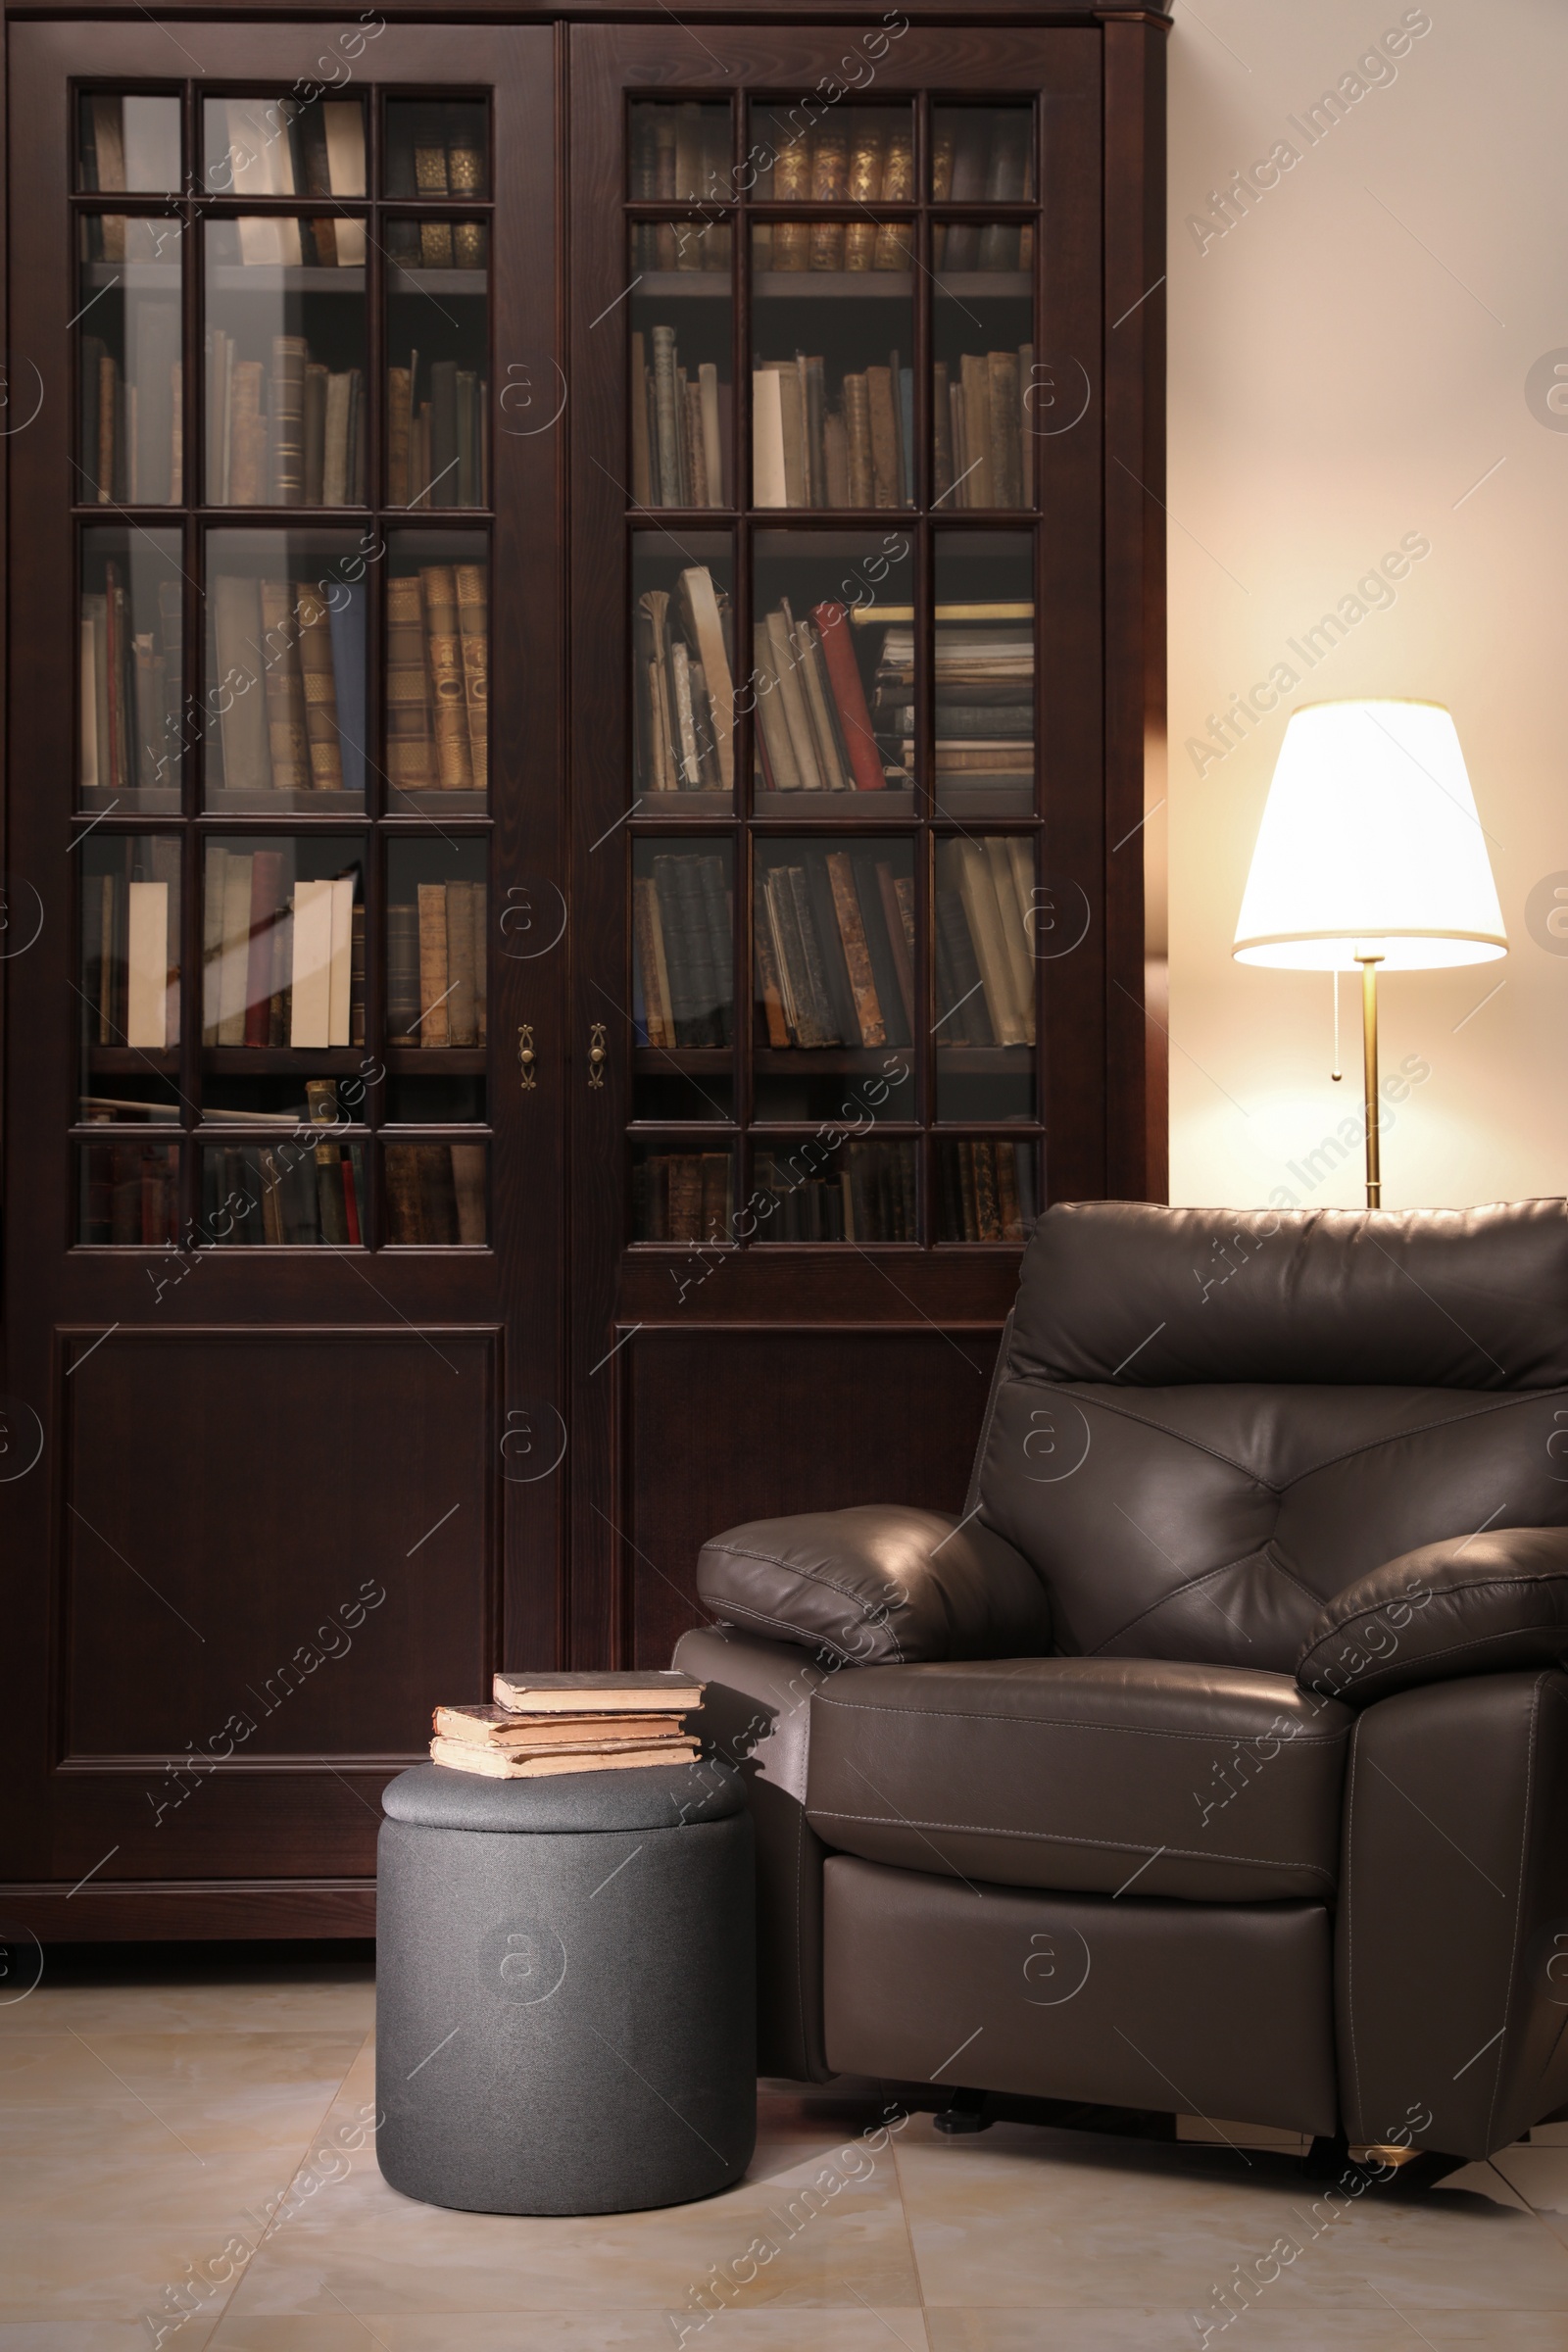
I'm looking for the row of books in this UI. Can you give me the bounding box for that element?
[934,838,1037,1048]
[755,1140,915,1243]
[201,1137,486,1247]
[80,1140,179,1247]
[82,316,179,507]
[388,359,488,510]
[936,1139,1036,1243]
[868,607,1035,787]
[386,1143,486,1245]
[80,567,181,797]
[630,103,731,211]
[754,354,912,510]
[210,574,367,799]
[632,1152,732,1244]
[201,854,364,1049]
[386,564,489,794]
[632,856,735,1049]
[432,1670,702,1779]
[634,564,735,793]
[208,1133,366,1246]
[755,115,914,224]
[750,221,913,274]
[631,220,731,274]
[756,848,914,1052]
[932,221,1034,273]
[396,118,488,204]
[934,351,1035,509]
[83,856,181,1051]
[754,596,890,793]
[387,882,489,1048]
[631,330,726,509]
[206,333,366,507]
[388,220,487,273]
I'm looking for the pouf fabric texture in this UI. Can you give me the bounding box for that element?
[376,1756,755,2214]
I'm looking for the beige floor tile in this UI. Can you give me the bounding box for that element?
[0,2324,224,2351]
[0,2221,257,2328]
[0,2148,299,2232]
[893,2117,1568,2315]
[212,2313,931,2350]
[927,2315,1568,2350]
[218,2137,917,2317]
[0,2031,365,2154]
[1493,2144,1568,2214]
[0,1971,374,2040]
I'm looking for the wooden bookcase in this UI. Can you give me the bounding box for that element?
[0,5,1165,1938]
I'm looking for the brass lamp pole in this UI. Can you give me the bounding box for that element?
[1356,948,1382,1209]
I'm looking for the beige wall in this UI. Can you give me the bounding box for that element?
[1166,0,1568,1210]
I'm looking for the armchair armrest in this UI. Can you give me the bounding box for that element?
[697,1503,1051,1667]
[1297,1528,1568,1706]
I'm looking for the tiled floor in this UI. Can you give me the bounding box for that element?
[4,1952,1568,2348]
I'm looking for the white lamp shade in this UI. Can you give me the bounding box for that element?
[1233,700,1506,971]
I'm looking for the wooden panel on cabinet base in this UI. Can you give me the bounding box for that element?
[0,1879,376,1943]
[616,1323,1002,1669]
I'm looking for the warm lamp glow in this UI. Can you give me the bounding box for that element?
[1232,700,1506,971]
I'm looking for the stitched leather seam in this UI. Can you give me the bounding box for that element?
[1304,1621,1568,1695]
[706,1543,916,1661]
[707,1593,896,1666]
[1083,1552,1318,1662]
[1036,1382,1558,1495]
[812,1691,1348,1742]
[1486,1676,1546,2151]
[1311,1570,1568,1643]
[807,1808,1336,1886]
[1345,1718,1363,2132]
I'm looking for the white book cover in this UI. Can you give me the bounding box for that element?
[327,874,355,1046]
[125,882,168,1050]
[752,368,787,509]
[289,877,333,1048]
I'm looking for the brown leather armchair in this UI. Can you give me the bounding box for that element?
[675,1200,1568,2162]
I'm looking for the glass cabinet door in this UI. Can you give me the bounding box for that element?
[69,79,499,1247]
[617,88,1049,1247]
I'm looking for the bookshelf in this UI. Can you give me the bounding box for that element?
[568,22,1165,1675]
[0,6,1163,1940]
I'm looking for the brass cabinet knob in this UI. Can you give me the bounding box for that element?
[588,1021,608,1090]
[517,1024,538,1090]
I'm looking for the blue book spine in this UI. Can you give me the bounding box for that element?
[326,584,368,803]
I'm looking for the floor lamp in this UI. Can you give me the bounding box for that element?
[1233,700,1506,1208]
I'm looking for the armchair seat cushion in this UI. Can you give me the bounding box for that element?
[805,1656,1353,1904]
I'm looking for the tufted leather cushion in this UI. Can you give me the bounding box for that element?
[973,1200,1568,1672]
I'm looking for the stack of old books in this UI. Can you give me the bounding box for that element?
[428,1669,704,1779]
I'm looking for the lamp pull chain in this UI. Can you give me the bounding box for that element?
[1331,970,1342,1082]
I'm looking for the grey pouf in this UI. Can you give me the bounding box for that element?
[375,1755,755,2215]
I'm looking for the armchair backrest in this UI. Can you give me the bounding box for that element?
[971,1200,1568,1670]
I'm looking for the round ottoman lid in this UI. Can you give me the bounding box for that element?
[381,1756,746,1834]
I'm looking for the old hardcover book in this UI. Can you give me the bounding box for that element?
[842,373,874,508]
[673,568,734,791]
[387,366,412,505]
[420,565,472,790]
[444,878,478,1047]
[288,875,333,1048]
[435,1703,693,1747]
[792,608,849,790]
[987,350,1022,508]
[959,355,995,506]
[294,585,344,791]
[810,602,884,790]
[258,580,308,792]
[825,851,886,1047]
[386,903,419,1040]
[632,876,674,1048]
[953,838,1027,1044]
[431,1738,701,1779]
[752,365,787,508]
[454,564,488,792]
[416,881,450,1047]
[270,336,307,503]
[764,611,823,792]
[651,326,681,508]
[228,361,269,505]
[750,624,801,793]
[865,367,900,509]
[385,573,435,790]
[752,906,791,1047]
[493,1668,702,1715]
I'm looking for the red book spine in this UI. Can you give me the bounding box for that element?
[810,600,885,791]
[243,851,284,1049]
